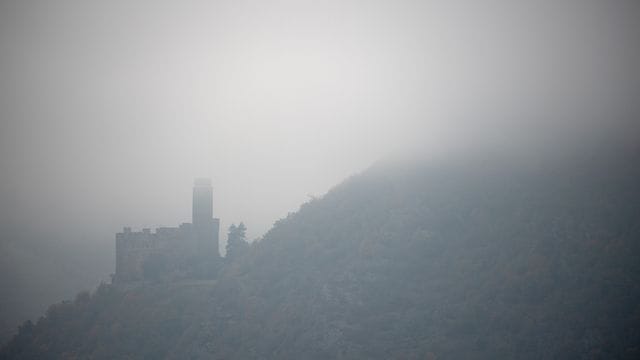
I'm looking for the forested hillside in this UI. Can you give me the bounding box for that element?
[2,148,640,359]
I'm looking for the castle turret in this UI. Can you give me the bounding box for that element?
[193,178,213,225]
[192,178,220,259]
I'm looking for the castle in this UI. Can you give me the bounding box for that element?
[114,179,220,282]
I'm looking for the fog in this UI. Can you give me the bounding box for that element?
[1,0,639,342]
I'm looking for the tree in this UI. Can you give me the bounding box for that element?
[226,222,248,260]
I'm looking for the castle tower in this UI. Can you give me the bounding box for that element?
[192,178,220,259]
[193,178,213,225]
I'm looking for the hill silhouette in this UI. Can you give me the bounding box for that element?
[2,148,640,359]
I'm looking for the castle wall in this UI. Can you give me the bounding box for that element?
[115,228,156,282]
[195,218,220,260]
[114,223,201,282]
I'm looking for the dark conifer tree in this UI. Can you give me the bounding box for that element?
[226,222,248,259]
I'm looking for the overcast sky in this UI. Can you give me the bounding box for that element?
[0,0,638,253]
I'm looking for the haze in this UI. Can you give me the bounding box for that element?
[1,0,639,342]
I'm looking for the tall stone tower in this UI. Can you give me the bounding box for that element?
[192,178,220,259]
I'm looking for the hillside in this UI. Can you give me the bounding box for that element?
[2,148,640,359]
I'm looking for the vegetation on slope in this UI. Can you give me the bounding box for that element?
[2,148,640,359]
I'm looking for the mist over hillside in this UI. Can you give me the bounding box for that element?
[1,0,639,356]
[0,235,111,344]
[2,144,639,359]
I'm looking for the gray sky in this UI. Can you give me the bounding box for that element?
[0,0,638,273]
